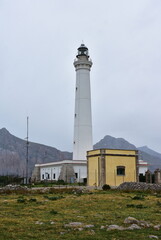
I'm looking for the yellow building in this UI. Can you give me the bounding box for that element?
[87,149,138,187]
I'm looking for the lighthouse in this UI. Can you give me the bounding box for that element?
[32,44,93,183]
[73,44,93,160]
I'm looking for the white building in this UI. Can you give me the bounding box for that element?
[32,44,93,183]
[34,160,87,183]
[138,159,149,175]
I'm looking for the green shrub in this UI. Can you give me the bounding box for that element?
[156,201,161,207]
[17,198,26,203]
[28,198,37,202]
[50,210,58,214]
[132,195,145,200]
[57,179,65,185]
[126,204,147,209]
[43,195,64,201]
[102,184,111,191]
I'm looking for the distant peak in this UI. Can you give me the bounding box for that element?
[0,128,12,137]
[94,134,137,150]
[0,128,10,133]
[103,135,115,139]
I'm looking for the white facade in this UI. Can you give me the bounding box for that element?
[138,159,149,175]
[73,44,93,160]
[36,160,87,182]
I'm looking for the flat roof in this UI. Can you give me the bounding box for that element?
[35,160,87,167]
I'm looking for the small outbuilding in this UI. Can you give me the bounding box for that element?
[32,160,87,183]
[87,149,138,187]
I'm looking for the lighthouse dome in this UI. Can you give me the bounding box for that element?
[77,44,89,58]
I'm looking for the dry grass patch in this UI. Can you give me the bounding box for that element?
[0,190,161,239]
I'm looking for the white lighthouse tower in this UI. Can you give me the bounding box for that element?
[73,44,93,160]
[32,44,93,183]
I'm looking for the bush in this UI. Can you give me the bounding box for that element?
[28,198,37,202]
[102,184,111,190]
[132,195,145,200]
[17,198,26,203]
[50,210,58,214]
[57,179,65,185]
[43,195,64,201]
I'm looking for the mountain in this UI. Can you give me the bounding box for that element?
[0,128,72,176]
[138,146,161,159]
[0,128,161,176]
[94,135,137,150]
[137,146,161,171]
[94,135,161,171]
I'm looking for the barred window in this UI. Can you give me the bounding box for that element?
[117,166,125,176]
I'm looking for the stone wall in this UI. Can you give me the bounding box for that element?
[117,182,161,191]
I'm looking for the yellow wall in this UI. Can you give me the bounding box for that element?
[105,155,136,186]
[87,149,101,156]
[88,156,98,186]
[87,149,137,187]
[105,149,136,155]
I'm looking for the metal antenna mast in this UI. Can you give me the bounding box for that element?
[26,116,29,184]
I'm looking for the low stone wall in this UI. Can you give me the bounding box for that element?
[117,182,161,191]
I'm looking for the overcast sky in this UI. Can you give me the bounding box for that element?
[1,0,161,153]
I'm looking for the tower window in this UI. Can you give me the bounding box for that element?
[117,166,125,176]
[75,173,78,178]
[53,173,56,179]
[76,87,77,91]
[75,114,76,118]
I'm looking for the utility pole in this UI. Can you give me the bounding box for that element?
[26,116,29,184]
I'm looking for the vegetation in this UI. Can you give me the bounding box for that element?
[102,184,111,190]
[0,189,161,239]
[0,175,23,186]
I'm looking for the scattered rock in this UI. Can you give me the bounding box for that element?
[85,224,94,228]
[78,228,83,231]
[90,229,95,235]
[100,226,105,229]
[64,222,83,227]
[124,217,139,224]
[69,222,82,226]
[35,221,43,225]
[149,235,159,239]
[139,220,151,228]
[128,224,141,230]
[153,225,161,230]
[50,221,55,224]
[99,217,161,232]
[0,184,29,193]
[72,188,89,195]
[107,225,125,231]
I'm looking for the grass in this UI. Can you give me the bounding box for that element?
[0,189,161,239]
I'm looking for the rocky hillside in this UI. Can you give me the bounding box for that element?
[0,128,161,176]
[0,128,72,176]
